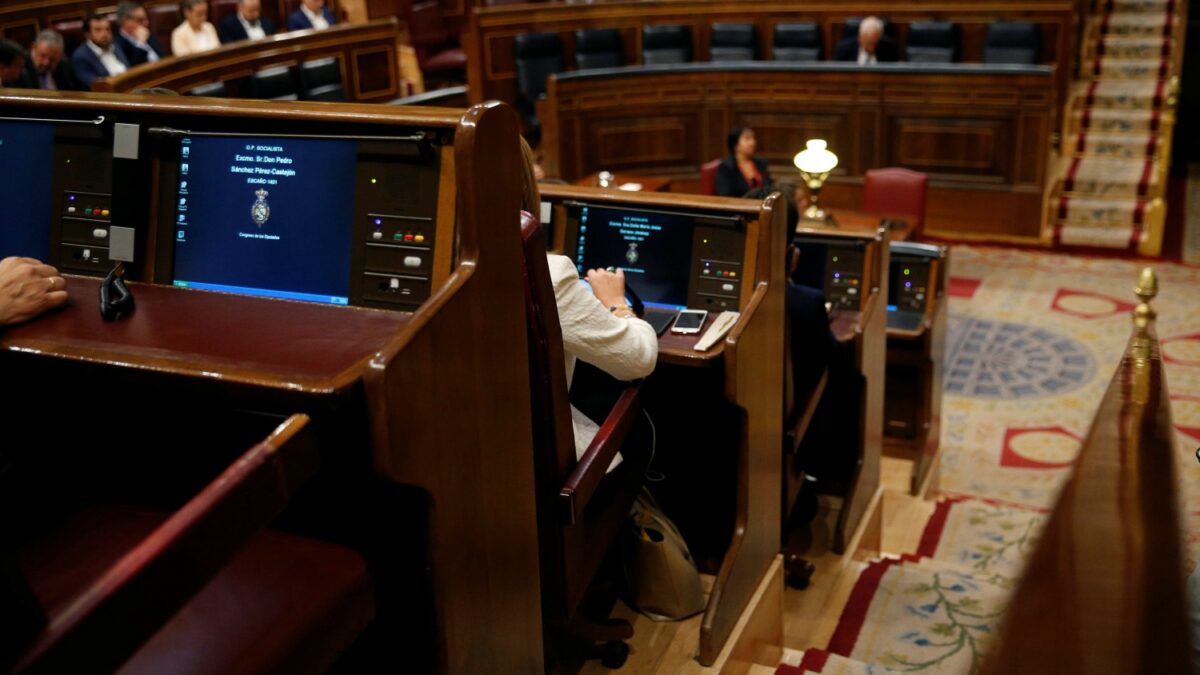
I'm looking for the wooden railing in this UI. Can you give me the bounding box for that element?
[981,268,1191,675]
[92,19,415,102]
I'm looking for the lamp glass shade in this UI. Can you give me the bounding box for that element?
[793,139,839,174]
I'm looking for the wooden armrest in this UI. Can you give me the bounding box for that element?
[559,385,643,526]
[786,368,828,455]
[857,289,881,334]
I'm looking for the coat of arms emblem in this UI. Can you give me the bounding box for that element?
[251,188,270,227]
[625,242,639,265]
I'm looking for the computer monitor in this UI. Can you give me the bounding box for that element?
[0,120,56,261]
[170,134,358,305]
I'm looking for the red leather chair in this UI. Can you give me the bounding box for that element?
[6,415,375,674]
[408,0,467,79]
[700,158,721,196]
[520,211,646,669]
[863,167,929,239]
[147,3,179,56]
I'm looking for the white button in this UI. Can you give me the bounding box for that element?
[389,278,400,289]
[848,287,858,295]
[82,249,92,261]
[372,231,383,240]
[93,228,108,239]
[721,283,734,292]
[404,256,421,268]
[916,293,925,300]
[68,206,76,213]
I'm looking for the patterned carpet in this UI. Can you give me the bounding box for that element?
[778,244,1200,674]
[1052,0,1178,253]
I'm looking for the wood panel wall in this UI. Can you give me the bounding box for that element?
[464,0,1077,114]
[543,65,1055,239]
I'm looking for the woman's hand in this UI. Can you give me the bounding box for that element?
[0,257,68,326]
[585,267,627,309]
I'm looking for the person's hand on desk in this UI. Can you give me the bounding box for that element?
[0,257,68,326]
[585,267,628,312]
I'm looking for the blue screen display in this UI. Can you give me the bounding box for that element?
[172,135,356,305]
[574,205,693,311]
[0,121,55,260]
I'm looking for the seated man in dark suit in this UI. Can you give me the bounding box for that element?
[71,13,130,89]
[218,0,278,44]
[13,30,82,91]
[832,16,898,64]
[287,0,337,31]
[0,39,26,87]
[114,1,166,67]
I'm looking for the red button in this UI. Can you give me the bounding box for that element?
[404,234,414,241]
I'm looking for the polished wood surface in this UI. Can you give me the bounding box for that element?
[0,276,409,394]
[981,269,1190,675]
[0,0,343,49]
[543,65,1054,240]
[0,92,545,674]
[91,19,409,101]
[539,183,785,665]
[464,0,1075,112]
[573,172,672,193]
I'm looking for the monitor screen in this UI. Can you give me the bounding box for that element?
[171,134,357,305]
[0,121,56,260]
[574,204,695,310]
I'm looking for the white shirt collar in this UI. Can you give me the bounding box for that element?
[238,13,266,38]
[87,40,113,57]
[857,47,877,65]
[300,5,328,29]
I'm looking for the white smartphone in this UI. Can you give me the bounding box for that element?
[671,309,708,335]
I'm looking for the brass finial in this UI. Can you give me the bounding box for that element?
[1133,267,1158,331]
[1167,76,1181,108]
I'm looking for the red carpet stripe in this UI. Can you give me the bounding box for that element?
[1057,196,1071,221]
[775,664,807,675]
[1085,80,1100,107]
[1154,79,1166,108]
[1064,157,1082,193]
[799,649,832,672]
[1137,159,1153,197]
[826,558,905,656]
[916,498,957,557]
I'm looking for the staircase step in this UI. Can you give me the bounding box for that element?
[1091,57,1170,79]
[1063,157,1159,198]
[825,557,1012,674]
[1056,195,1148,226]
[1091,36,1173,60]
[1080,79,1166,110]
[1098,0,1176,12]
[915,498,1049,589]
[1097,13,1176,37]
[1074,108,1161,134]
[1055,222,1143,249]
[1074,132,1159,159]
[777,649,897,674]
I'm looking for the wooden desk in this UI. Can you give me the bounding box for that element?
[542,63,1055,241]
[572,172,672,193]
[540,184,785,666]
[0,92,543,675]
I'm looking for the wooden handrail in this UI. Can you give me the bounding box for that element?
[981,268,1190,675]
[91,19,411,102]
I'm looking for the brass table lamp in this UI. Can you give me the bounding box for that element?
[793,139,839,226]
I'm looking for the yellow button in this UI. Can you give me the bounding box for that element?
[414,234,425,243]
[101,209,110,217]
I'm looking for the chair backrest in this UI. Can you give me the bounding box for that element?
[186,80,228,97]
[983,21,1040,65]
[709,22,755,61]
[642,24,691,65]
[210,0,240,25]
[251,64,300,100]
[700,158,721,196]
[50,19,85,58]
[574,28,623,70]
[11,415,318,674]
[906,21,958,63]
[863,167,928,238]
[301,57,344,101]
[514,31,564,109]
[408,0,450,49]
[773,22,821,61]
[147,4,179,56]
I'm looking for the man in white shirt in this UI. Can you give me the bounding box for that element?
[70,13,130,89]
[218,0,278,44]
[287,0,337,32]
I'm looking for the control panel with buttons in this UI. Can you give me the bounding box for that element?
[51,127,116,276]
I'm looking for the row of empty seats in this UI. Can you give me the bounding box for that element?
[186,56,344,100]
